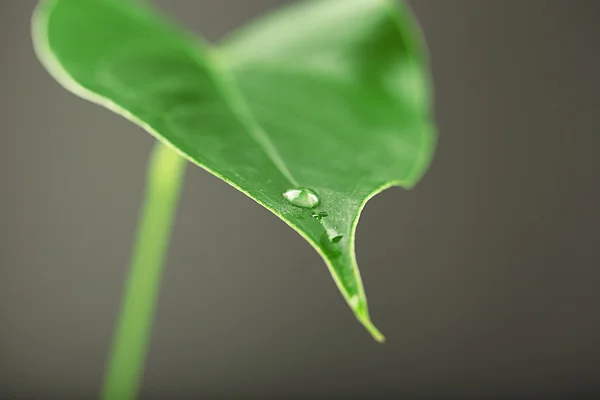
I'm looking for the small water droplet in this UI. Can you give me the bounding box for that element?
[283,187,320,209]
[320,232,342,258]
[311,211,329,220]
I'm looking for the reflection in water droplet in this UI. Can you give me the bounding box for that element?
[283,188,320,208]
[311,211,329,220]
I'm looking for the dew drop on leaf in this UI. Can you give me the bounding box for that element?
[320,231,343,258]
[311,211,329,220]
[283,188,320,208]
[331,234,343,243]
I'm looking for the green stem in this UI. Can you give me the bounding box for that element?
[101,142,186,400]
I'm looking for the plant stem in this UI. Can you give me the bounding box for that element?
[101,142,186,400]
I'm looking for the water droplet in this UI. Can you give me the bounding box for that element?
[326,228,342,241]
[320,232,341,258]
[283,188,320,209]
[331,234,343,243]
[311,211,329,220]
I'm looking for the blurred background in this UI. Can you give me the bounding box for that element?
[1,0,599,399]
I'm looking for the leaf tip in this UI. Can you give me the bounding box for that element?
[352,297,385,342]
[357,312,386,343]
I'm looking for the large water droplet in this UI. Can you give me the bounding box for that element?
[283,187,320,208]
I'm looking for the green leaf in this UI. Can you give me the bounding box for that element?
[32,0,436,341]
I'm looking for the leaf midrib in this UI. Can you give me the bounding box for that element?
[196,47,300,188]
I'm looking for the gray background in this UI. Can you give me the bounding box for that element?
[1,0,599,398]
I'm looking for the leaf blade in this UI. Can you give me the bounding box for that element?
[32,0,436,341]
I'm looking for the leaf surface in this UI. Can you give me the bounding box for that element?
[33,0,436,341]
